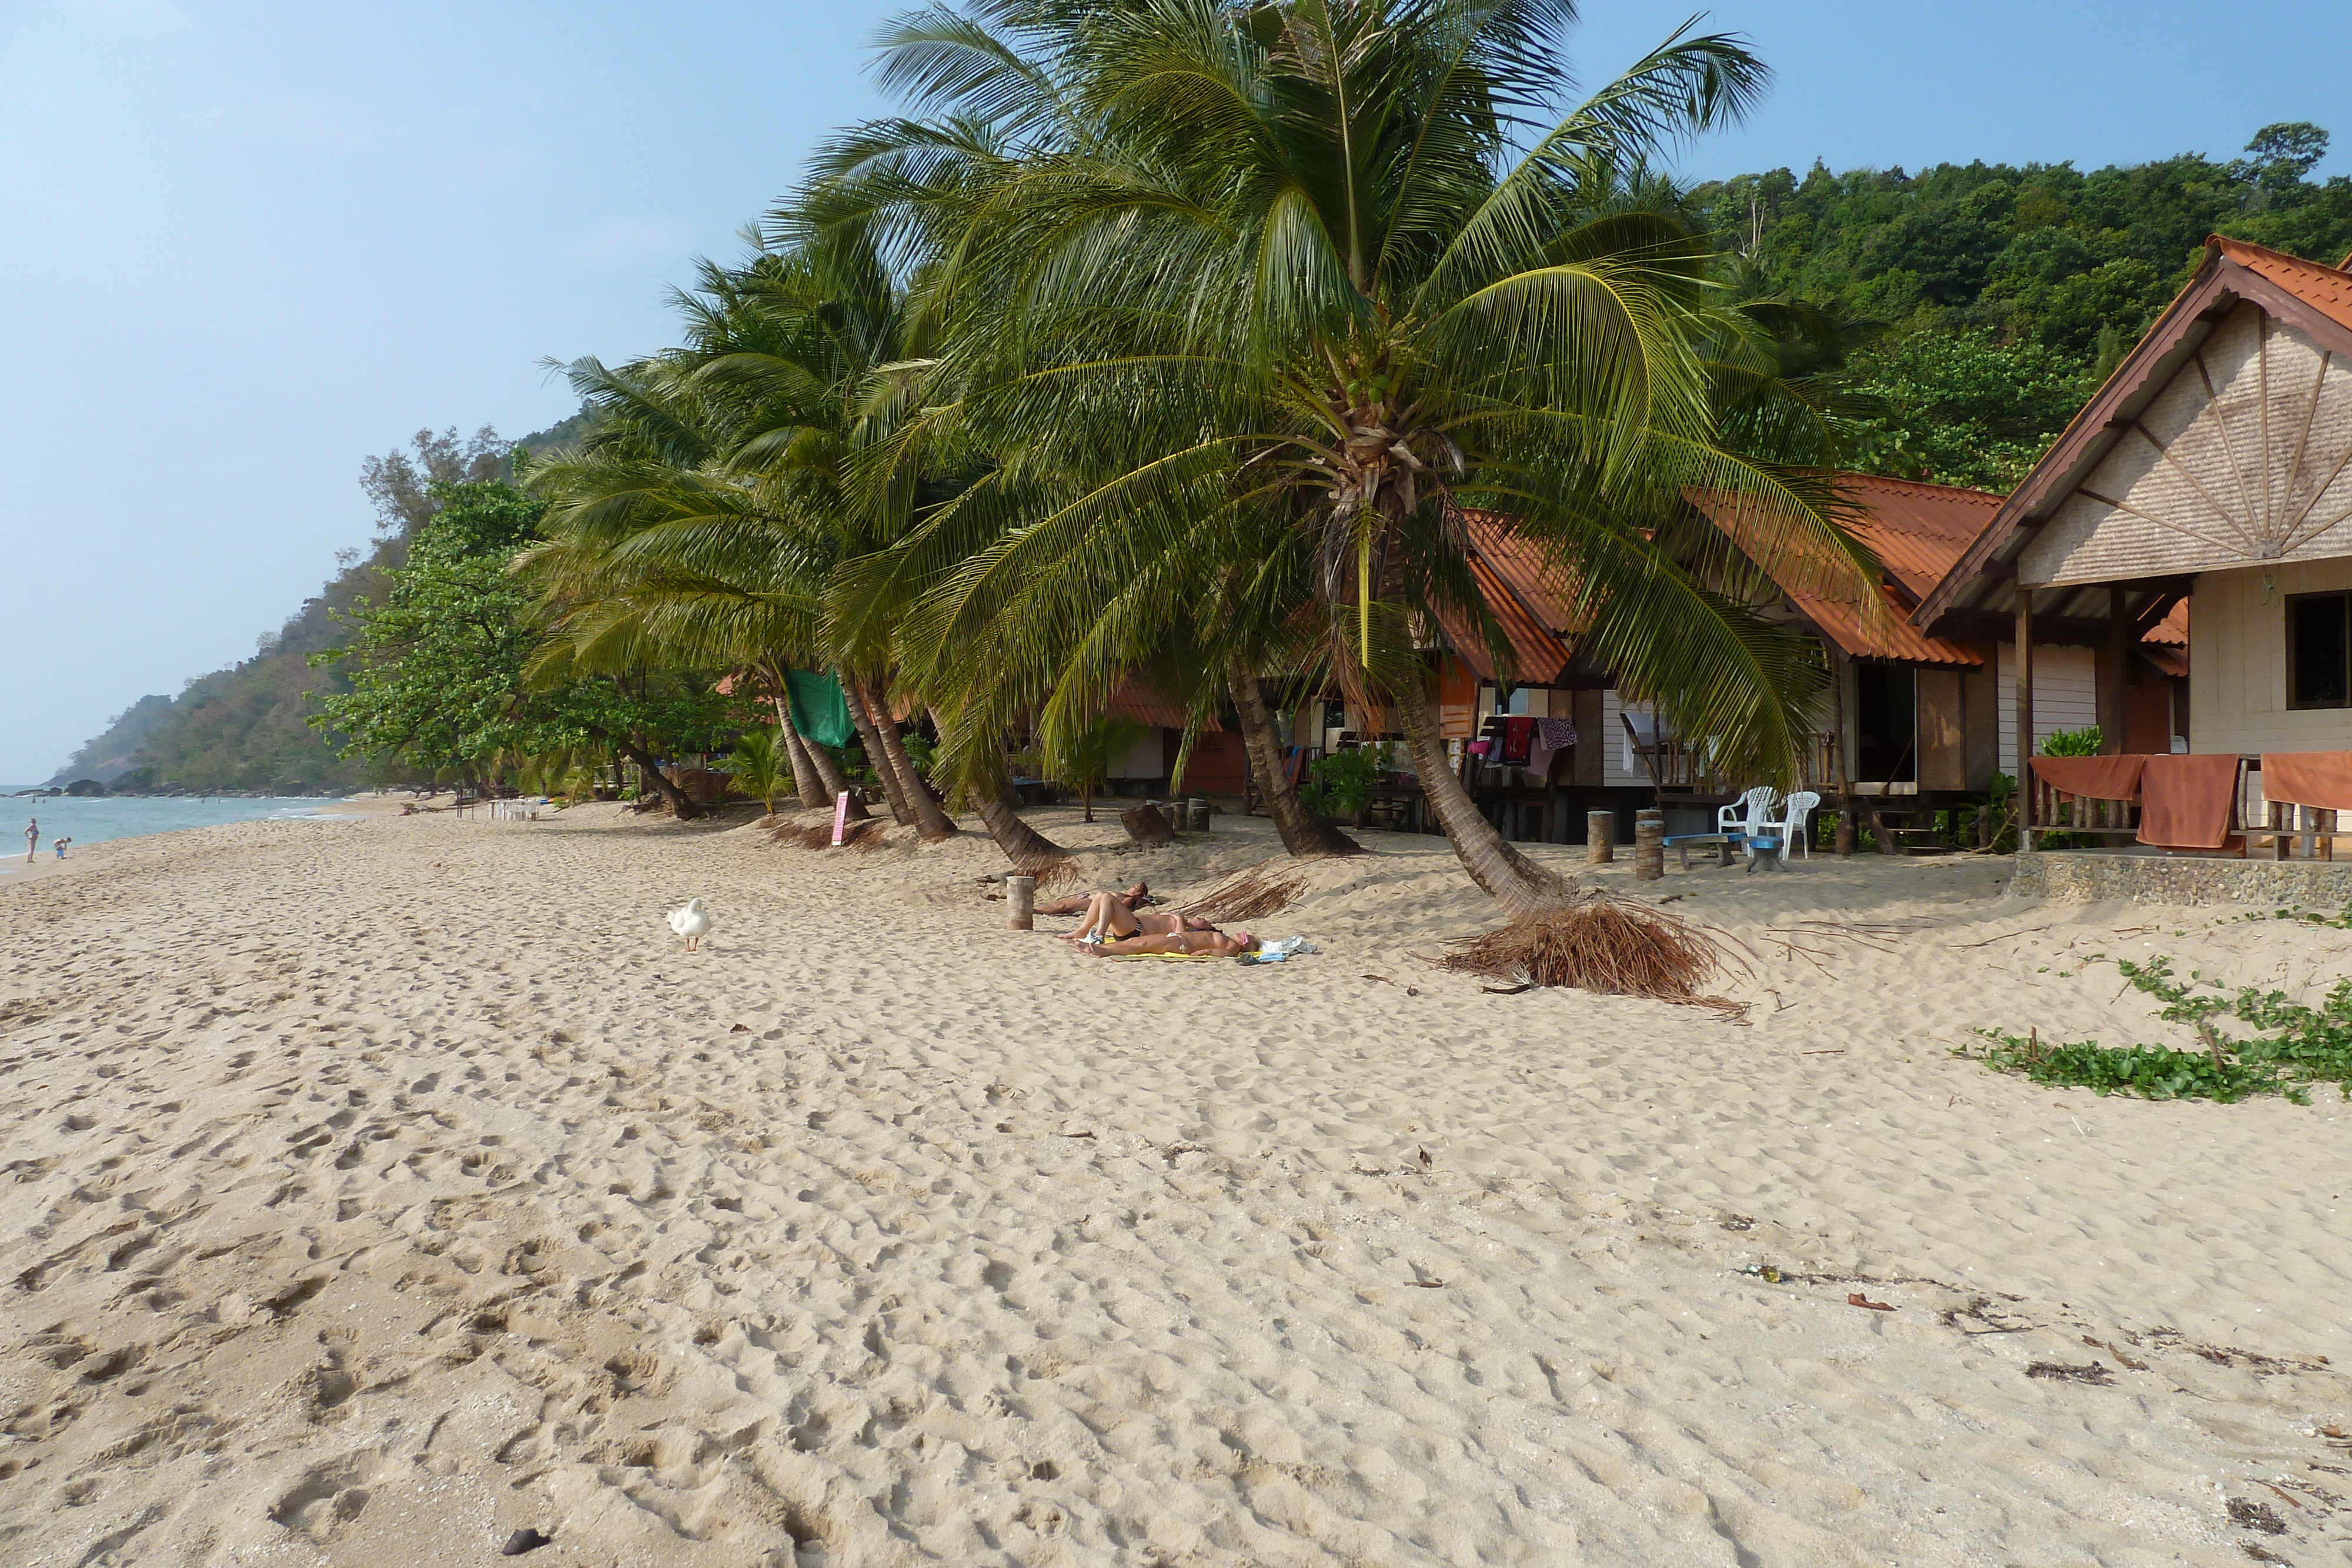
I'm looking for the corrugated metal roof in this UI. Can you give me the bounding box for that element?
[1688,476,1995,665]
[1435,513,1581,684]
[1103,678,1217,731]
[1829,474,2005,601]
[2215,236,2352,334]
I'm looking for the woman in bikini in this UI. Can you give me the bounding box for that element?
[1060,890,1218,945]
[1079,926,1259,958]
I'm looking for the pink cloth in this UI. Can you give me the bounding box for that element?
[2137,754,2242,850]
[2030,755,2146,803]
[2260,753,2352,812]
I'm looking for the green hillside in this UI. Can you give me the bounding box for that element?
[1689,123,2352,488]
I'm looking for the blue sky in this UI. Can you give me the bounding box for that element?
[4,0,2348,781]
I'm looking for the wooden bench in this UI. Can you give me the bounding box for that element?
[1663,832,1741,868]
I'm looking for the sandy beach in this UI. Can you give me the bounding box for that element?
[2,804,2348,1566]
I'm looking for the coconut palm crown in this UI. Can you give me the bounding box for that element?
[810,0,1879,912]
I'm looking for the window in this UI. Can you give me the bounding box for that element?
[1853,662,1919,782]
[2288,591,2351,709]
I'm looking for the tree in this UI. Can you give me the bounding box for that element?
[312,479,723,815]
[825,0,1861,916]
[2238,122,2330,190]
[727,724,791,813]
[1045,716,1147,823]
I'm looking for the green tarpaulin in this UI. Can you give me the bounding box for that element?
[785,670,855,749]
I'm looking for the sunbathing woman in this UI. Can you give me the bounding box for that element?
[1034,880,1151,917]
[1078,926,1259,958]
[1061,890,1220,944]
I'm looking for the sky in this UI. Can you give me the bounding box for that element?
[3,0,2349,783]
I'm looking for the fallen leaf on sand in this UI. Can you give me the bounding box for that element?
[730,1023,750,1034]
[1848,1292,1895,1312]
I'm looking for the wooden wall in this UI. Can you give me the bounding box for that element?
[1996,644,2099,774]
[2190,559,2352,754]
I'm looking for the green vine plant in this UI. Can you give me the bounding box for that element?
[1960,955,2352,1105]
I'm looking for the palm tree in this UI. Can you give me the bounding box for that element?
[727,724,791,813]
[816,0,1874,915]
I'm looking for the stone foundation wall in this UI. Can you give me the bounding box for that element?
[2013,851,2352,907]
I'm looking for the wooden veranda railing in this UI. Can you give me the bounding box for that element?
[1619,714,1734,798]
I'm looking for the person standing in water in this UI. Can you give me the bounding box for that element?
[22,817,36,863]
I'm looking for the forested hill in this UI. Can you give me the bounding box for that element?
[48,417,586,791]
[1689,122,2352,489]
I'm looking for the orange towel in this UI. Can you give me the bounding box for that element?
[2029,755,2146,802]
[2259,752,2352,812]
[2137,754,2241,850]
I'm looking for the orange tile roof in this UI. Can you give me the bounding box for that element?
[1104,678,1217,732]
[2212,236,2352,334]
[1436,513,1581,684]
[1688,475,1997,666]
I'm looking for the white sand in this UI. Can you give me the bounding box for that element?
[1,804,2348,1566]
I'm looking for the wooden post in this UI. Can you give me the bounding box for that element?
[1004,874,1037,930]
[1586,809,1615,864]
[2014,588,2035,851]
[2104,584,2130,754]
[1633,809,1665,881]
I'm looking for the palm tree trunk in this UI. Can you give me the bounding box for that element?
[850,672,957,841]
[1392,666,1566,918]
[1229,658,1362,857]
[771,695,830,810]
[938,708,1070,872]
[840,672,917,825]
[784,698,869,821]
[616,739,703,821]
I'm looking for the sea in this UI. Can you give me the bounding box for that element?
[0,793,352,875]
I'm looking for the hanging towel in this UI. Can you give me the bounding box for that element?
[1500,716,1536,767]
[2137,754,2241,850]
[1536,717,1579,750]
[2259,752,2352,812]
[784,670,856,748]
[1467,739,1492,758]
[2029,755,2146,803]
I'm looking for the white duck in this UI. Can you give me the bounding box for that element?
[666,898,711,952]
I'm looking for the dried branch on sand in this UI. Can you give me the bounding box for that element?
[1441,898,1733,1009]
[1184,862,1311,923]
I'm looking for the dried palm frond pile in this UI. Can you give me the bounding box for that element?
[1441,897,1730,1007]
[1184,862,1311,923]
[1025,858,1081,891]
[764,817,888,851]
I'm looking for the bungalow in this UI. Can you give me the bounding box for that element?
[1916,236,2352,871]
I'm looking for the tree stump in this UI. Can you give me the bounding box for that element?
[1004,874,1037,930]
[1121,803,1176,846]
[1186,797,1211,833]
[1585,810,1615,864]
[1633,810,1665,882]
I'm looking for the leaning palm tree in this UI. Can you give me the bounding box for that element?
[524,243,991,845]
[817,0,1875,916]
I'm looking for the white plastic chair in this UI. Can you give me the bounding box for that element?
[1717,786,1778,840]
[1775,790,1821,861]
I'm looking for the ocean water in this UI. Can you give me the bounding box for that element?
[0,793,349,874]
